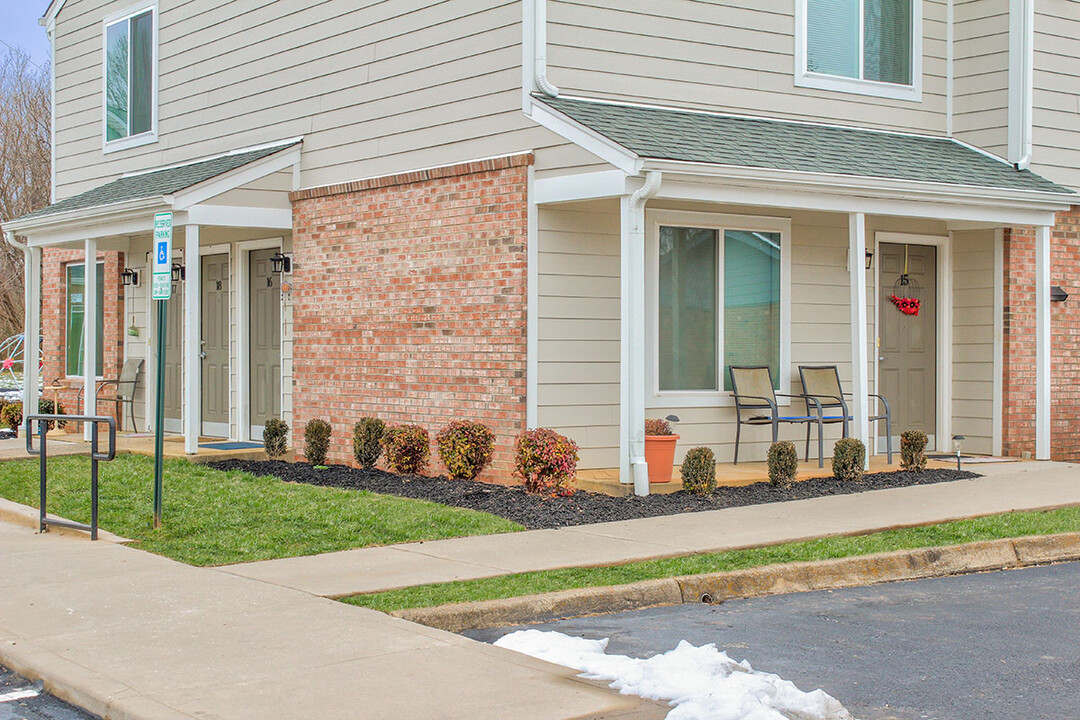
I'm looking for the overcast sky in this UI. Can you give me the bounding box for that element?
[0,1,52,69]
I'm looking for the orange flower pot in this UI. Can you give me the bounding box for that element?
[644,434,679,483]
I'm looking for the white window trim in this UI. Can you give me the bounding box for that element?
[64,261,106,381]
[646,210,792,409]
[794,0,923,102]
[101,0,159,154]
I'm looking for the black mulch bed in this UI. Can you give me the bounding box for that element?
[208,459,981,531]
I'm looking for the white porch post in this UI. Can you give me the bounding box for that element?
[83,238,97,440]
[1035,224,1051,460]
[183,225,201,454]
[848,213,870,467]
[620,172,660,495]
[23,245,41,416]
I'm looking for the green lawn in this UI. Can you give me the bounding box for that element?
[0,454,521,566]
[343,506,1080,613]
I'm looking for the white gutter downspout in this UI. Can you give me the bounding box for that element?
[1008,0,1034,170]
[622,171,661,496]
[533,0,559,98]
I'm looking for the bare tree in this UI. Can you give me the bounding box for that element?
[0,48,51,338]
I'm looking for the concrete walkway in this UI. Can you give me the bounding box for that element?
[0,520,663,720]
[222,461,1080,598]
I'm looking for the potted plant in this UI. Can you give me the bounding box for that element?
[644,416,679,483]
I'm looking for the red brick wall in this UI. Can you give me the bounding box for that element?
[40,248,125,425]
[1003,206,1080,460]
[289,154,532,479]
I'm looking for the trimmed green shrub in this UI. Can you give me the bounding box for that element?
[832,437,866,482]
[644,418,674,436]
[37,398,67,429]
[767,441,799,489]
[382,424,430,475]
[1,402,22,432]
[353,417,386,469]
[263,418,289,459]
[514,428,579,496]
[681,446,716,496]
[901,429,928,472]
[437,420,495,480]
[303,418,332,466]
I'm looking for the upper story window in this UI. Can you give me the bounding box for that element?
[103,1,157,152]
[795,0,922,102]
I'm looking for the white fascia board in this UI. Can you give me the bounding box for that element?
[170,145,301,210]
[526,99,642,176]
[7,196,170,237]
[27,211,184,249]
[533,170,628,204]
[656,177,1061,227]
[42,0,65,29]
[186,204,292,229]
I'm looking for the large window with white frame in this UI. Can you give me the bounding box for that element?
[65,263,105,378]
[103,1,157,151]
[795,0,921,101]
[647,211,791,407]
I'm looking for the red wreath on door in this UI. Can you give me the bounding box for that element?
[890,295,920,316]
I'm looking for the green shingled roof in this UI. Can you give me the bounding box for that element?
[15,141,300,222]
[538,96,1074,195]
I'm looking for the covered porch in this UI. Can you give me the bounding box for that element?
[3,141,300,456]
[527,97,1075,494]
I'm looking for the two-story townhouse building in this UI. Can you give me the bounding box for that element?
[4,0,1078,489]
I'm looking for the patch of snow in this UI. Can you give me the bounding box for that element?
[494,630,853,720]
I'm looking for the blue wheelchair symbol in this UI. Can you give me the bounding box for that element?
[157,241,168,264]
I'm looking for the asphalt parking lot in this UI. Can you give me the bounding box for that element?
[0,665,97,720]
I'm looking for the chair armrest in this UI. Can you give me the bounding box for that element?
[868,393,891,415]
[731,393,777,412]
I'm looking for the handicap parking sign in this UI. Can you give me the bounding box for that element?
[151,212,173,300]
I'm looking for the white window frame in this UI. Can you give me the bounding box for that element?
[646,210,792,409]
[101,0,159,154]
[64,261,106,381]
[794,0,923,102]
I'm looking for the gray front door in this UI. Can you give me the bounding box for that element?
[249,248,281,438]
[201,254,230,437]
[879,242,937,448]
[163,275,183,433]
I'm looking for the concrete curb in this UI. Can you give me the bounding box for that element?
[393,532,1080,632]
[0,498,132,544]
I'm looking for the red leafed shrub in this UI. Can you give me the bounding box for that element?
[437,420,495,480]
[514,428,579,496]
[381,424,430,475]
[644,418,674,436]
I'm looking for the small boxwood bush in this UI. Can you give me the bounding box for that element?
[353,417,386,469]
[901,429,928,472]
[382,424,430,475]
[437,420,495,480]
[514,428,579,496]
[1,402,22,432]
[767,441,798,489]
[263,418,289,459]
[681,446,716,496]
[304,418,332,466]
[832,437,866,482]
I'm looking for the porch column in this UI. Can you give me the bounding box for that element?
[1035,224,1051,460]
[22,245,41,417]
[183,225,201,454]
[848,213,870,467]
[83,238,97,440]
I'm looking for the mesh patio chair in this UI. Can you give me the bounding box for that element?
[729,365,826,467]
[798,365,893,464]
[78,358,144,433]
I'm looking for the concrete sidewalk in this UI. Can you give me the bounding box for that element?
[222,461,1080,598]
[0,521,663,720]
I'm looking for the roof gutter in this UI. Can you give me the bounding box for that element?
[1008,0,1034,170]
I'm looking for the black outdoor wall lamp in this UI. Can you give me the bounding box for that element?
[1051,285,1069,302]
[171,263,186,283]
[270,251,292,274]
[865,250,874,270]
[120,267,140,287]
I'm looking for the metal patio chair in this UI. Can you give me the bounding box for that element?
[78,358,144,433]
[798,364,893,464]
[729,365,826,467]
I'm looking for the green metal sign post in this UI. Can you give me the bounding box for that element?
[151,212,173,528]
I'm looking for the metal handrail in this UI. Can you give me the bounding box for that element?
[25,414,116,541]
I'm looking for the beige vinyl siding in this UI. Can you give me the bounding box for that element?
[546,0,949,135]
[1031,1,1080,192]
[950,229,996,455]
[51,0,544,198]
[952,0,1010,158]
